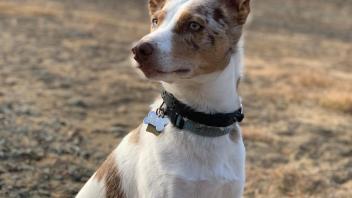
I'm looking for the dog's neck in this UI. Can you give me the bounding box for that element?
[161,48,243,114]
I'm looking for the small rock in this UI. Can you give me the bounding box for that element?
[68,98,88,108]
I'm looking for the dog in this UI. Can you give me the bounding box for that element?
[76,0,251,197]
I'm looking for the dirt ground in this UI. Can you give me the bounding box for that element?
[0,0,351,197]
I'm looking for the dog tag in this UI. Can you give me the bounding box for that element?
[144,111,169,135]
[146,124,160,136]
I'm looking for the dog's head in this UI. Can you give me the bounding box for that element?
[132,0,250,82]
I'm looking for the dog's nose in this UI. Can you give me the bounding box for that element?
[132,42,154,60]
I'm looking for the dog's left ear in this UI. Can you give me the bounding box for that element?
[149,0,166,15]
[222,0,251,25]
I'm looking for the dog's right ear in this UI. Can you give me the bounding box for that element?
[221,0,251,25]
[149,0,166,15]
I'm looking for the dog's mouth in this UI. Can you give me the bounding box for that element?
[154,68,191,74]
[137,64,191,76]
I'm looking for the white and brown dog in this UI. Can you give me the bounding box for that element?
[77,0,251,197]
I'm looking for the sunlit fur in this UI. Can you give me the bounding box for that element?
[77,0,250,197]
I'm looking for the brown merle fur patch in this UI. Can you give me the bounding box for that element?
[164,0,251,76]
[213,7,225,23]
[95,153,125,198]
[145,0,250,77]
[171,4,240,75]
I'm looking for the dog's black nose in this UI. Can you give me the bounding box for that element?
[132,42,154,60]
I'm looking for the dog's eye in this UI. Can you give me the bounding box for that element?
[152,18,158,27]
[188,22,203,32]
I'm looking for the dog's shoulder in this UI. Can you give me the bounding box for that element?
[77,124,144,198]
[94,151,125,198]
[76,149,125,198]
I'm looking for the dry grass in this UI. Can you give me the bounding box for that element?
[243,126,276,144]
[290,70,333,88]
[0,1,64,17]
[245,164,330,198]
[320,91,352,114]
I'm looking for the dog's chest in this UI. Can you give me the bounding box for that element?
[133,124,246,198]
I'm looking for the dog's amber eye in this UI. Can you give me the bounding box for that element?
[152,18,158,27]
[188,22,203,32]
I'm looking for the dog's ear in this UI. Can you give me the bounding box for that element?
[149,0,166,15]
[222,0,251,25]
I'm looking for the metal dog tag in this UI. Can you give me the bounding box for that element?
[144,111,169,136]
[146,124,160,136]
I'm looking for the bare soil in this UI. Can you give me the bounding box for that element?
[0,0,351,197]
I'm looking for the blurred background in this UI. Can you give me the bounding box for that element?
[0,0,351,197]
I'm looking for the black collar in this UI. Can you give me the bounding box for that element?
[160,90,244,131]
